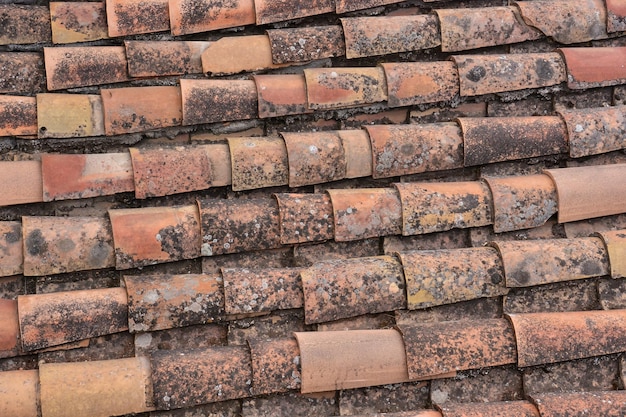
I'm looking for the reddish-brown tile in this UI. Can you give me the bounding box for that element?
[0,5,51,45]
[515,0,607,44]
[328,188,403,241]
[301,255,406,324]
[0,222,23,277]
[18,287,128,351]
[255,0,333,24]
[0,370,39,417]
[203,143,232,187]
[168,0,255,35]
[44,46,130,91]
[400,247,507,310]
[399,319,517,379]
[274,193,334,245]
[304,67,388,110]
[395,181,493,235]
[181,79,258,125]
[561,47,626,90]
[0,52,46,94]
[544,164,626,223]
[339,129,373,178]
[199,198,281,256]
[0,300,19,358]
[453,53,566,97]
[40,357,153,417]
[37,93,105,138]
[283,131,347,187]
[50,2,109,44]
[0,161,43,206]
[201,35,289,75]
[483,174,558,233]
[381,62,459,108]
[228,136,288,191]
[335,0,404,13]
[254,74,310,118]
[124,273,224,332]
[125,40,210,77]
[22,216,115,276]
[0,96,37,137]
[151,345,252,409]
[509,309,626,367]
[607,0,626,32]
[559,106,626,158]
[106,0,169,36]
[266,26,344,64]
[295,329,410,393]
[249,337,301,395]
[597,230,626,278]
[531,390,626,417]
[438,401,540,417]
[109,205,202,269]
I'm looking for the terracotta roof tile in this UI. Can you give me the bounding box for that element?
[531,390,626,417]
[248,337,301,395]
[0,161,43,206]
[0,222,23,277]
[293,238,380,266]
[0,300,19,358]
[228,136,288,191]
[266,26,344,64]
[242,392,338,417]
[201,35,289,75]
[606,0,626,32]
[598,276,626,310]
[37,93,105,138]
[504,278,600,314]
[0,52,46,94]
[274,193,334,244]
[50,2,109,44]
[335,0,403,13]
[0,5,51,45]
[559,47,626,89]
[105,0,169,37]
[564,214,626,238]
[384,229,470,254]
[181,79,258,125]
[597,230,626,278]
[256,0,333,24]
[168,0,255,35]
[437,400,540,417]
[339,129,373,178]
[0,370,39,417]
[254,74,311,118]
[559,106,626,158]
[0,95,37,137]
[125,40,210,77]
[381,62,459,108]
[338,382,430,415]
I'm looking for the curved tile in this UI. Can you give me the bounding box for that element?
[0,161,43,207]
[105,0,169,37]
[0,300,19,358]
[559,47,626,89]
[50,2,109,44]
[229,136,289,191]
[0,221,23,277]
[201,35,287,75]
[248,337,301,395]
[0,52,46,95]
[0,370,39,417]
[168,0,255,35]
[335,0,404,13]
[255,0,334,25]
[381,62,459,108]
[181,79,258,125]
[559,106,626,158]
[606,0,626,33]
[340,129,373,179]
[437,400,540,417]
[125,40,209,77]
[0,95,37,136]
[0,5,51,45]
[597,230,626,278]
[266,26,344,64]
[274,193,334,244]
[37,93,104,138]
[531,390,626,417]
[254,74,310,118]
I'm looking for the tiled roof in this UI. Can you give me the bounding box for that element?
[3,0,626,416]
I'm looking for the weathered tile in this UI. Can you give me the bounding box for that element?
[437,401,538,416]
[597,230,626,278]
[607,0,626,33]
[531,391,626,417]
[150,401,241,417]
[504,278,599,314]
[293,238,380,266]
[44,46,130,91]
[18,287,128,351]
[453,52,565,97]
[228,136,288,191]
[203,247,293,273]
[0,222,23,277]
[37,93,105,138]
[201,35,288,75]
[248,337,301,395]
[564,214,626,238]
[335,0,404,13]
[0,52,46,94]
[125,41,210,77]
[344,109,408,128]
[317,313,395,332]
[410,103,487,124]
[50,2,108,44]
[106,0,169,37]
[559,106,626,158]
[0,95,37,136]
[559,47,626,89]
[254,0,333,24]
[40,332,135,363]
[339,129,373,179]
[384,229,470,253]
[134,324,226,356]
[275,193,334,245]
[266,26,344,64]
[283,131,347,187]
[168,0,255,35]
[339,382,430,415]
[254,74,310,118]
[0,5,51,45]
[0,370,39,417]
[487,96,553,117]
[242,393,338,417]
[295,329,410,393]
[0,300,19,358]
[381,62,459,108]
[227,310,306,345]
[22,216,115,275]
[181,79,258,125]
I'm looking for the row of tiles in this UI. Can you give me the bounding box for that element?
[3,307,626,415]
[4,104,625,205]
[1,163,624,276]
[2,230,624,355]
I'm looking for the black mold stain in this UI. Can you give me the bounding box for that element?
[466,66,487,83]
[26,229,48,257]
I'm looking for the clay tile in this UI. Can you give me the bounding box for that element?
[381,62,459,108]
[459,116,567,167]
[109,204,202,269]
[201,35,289,75]
[597,230,626,278]
[483,174,558,233]
[266,26,344,64]
[559,106,626,158]
[222,267,304,314]
[40,357,153,417]
[274,193,334,244]
[0,161,43,206]
[508,309,626,367]
[125,40,210,77]
[37,93,105,138]
[180,79,258,126]
[328,188,403,241]
[515,0,607,44]
[341,15,440,59]
[0,52,46,94]
[335,0,404,13]
[301,255,406,324]
[228,137,289,191]
[531,390,626,417]
[452,52,566,97]
[0,370,39,417]
[491,237,609,288]
[295,329,410,393]
[606,0,626,32]
[44,46,130,91]
[0,300,19,358]
[151,345,252,409]
[124,273,224,332]
[106,0,169,36]
[437,400,540,417]
[398,319,517,379]
[101,86,182,135]
[399,247,507,310]
[18,287,128,351]
[560,47,626,90]
[0,5,51,45]
[168,0,255,36]
[205,143,232,187]
[365,123,463,179]
[544,164,626,223]
[248,337,301,395]
[50,2,109,44]
[339,129,373,179]
[254,74,311,118]
[0,95,37,136]
[394,181,493,236]
[41,153,134,201]
[304,67,388,110]
[0,222,23,276]
[254,0,334,24]
[198,198,281,256]
[282,131,347,187]
[436,6,541,53]
[22,216,115,276]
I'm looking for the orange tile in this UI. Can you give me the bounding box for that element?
[180,79,258,125]
[44,46,130,90]
[0,52,46,94]
[532,391,626,417]
[0,161,43,206]
[339,129,373,179]
[37,93,105,138]
[381,62,459,107]
[101,86,182,135]
[168,0,255,35]
[559,47,626,89]
[266,26,344,64]
[597,230,626,278]
[205,143,232,187]
[607,0,626,32]
[0,222,23,277]
[559,106,626,158]
[228,136,289,191]
[438,400,540,417]
[50,2,109,44]
[0,95,37,136]
[0,300,19,358]
[255,0,333,24]
[249,337,301,395]
[0,5,51,45]
[106,0,169,37]
[254,74,310,118]
[201,35,288,75]
[125,40,210,77]
[0,370,39,417]
[274,193,334,244]
[335,0,404,13]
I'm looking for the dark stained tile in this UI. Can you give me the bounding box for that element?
[316,312,395,331]
[339,382,430,415]
[531,390,626,417]
[383,229,470,253]
[564,214,626,239]
[0,95,37,136]
[151,400,240,417]
[293,238,380,266]
[395,297,504,327]
[266,26,344,64]
[202,247,294,273]
[275,193,334,245]
[0,5,51,45]
[181,79,258,125]
[0,52,45,94]
[255,0,333,24]
[168,0,255,35]
[382,62,459,108]
[254,74,311,118]
[227,310,307,345]
[559,106,626,158]
[607,0,626,33]
[125,41,210,77]
[430,366,523,404]
[248,337,301,395]
[335,0,403,13]
[559,47,626,89]
[50,2,109,44]
[0,276,24,299]
[242,392,338,417]
[487,96,553,117]
[437,400,538,416]
[228,136,288,191]
[39,332,135,363]
[105,0,169,37]
[0,222,23,277]
[504,278,600,314]
[598,277,626,310]
[410,103,486,124]
[134,324,226,356]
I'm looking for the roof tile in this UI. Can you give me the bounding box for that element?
[381,62,459,108]
[597,230,626,278]
[248,337,301,395]
[274,193,334,244]
[181,79,258,125]
[0,5,51,45]
[201,35,288,75]
[204,143,232,187]
[437,400,540,417]
[293,238,380,267]
[125,40,210,77]
[50,2,109,44]
[168,0,255,35]
[228,136,289,191]
[429,365,521,404]
[254,74,311,118]
[0,222,23,277]
[0,95,37,137]
[559,106,626,158]
[606,0,626,32]
[504,278,600,314]
[564,214,626,238]
[283,131,347,187]
[338,382,431,415]
[385,229,470,253]
[266,26,344,64]
[531,390,626,417]
[340,130,373,178]
[37,93,105,138]
[598,277,626,310]
[105,0,169,37]
[258,0,334,24]
[559,47,626,89]
[203,247,293,273]
[335,0,403,13]
[0,370,39,417]
[0,52,46,94]
[0,300,19,358]
[0,161,43,206]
